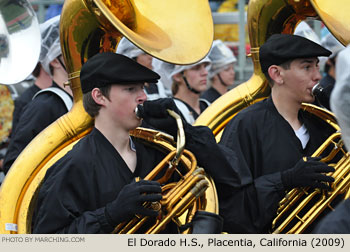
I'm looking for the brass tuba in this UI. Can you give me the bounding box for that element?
[194,0,350,233]
[116,110,217,234]
[272,119,350,233]
[0,0,41,85]
[0,0,217,233]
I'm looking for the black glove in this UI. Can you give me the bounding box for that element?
[137,98,182,138]
[105,180,162,226]
[281,157,335,190]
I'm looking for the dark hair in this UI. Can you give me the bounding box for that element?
[49,64,54,76]
[171,80,180,95]
[263,60,292,87]
[32,63,41,78]
[324,57,336,74]
[83,85,112,117]
[171,71,186,95]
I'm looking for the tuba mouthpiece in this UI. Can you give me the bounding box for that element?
[312,82,323,97]
[135,105,143,119]
[312,82,331,109]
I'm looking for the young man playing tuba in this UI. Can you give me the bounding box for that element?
[218,34,336,233]
[33,52,224,234]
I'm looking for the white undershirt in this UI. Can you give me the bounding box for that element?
[294,124,310,149]
[129,137,136,152]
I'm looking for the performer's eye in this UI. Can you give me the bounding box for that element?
[126,87,135,92]
[304,65,311,71]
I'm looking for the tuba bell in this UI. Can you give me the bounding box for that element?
[0,0,41,157]
[195,0,350,233]
[0,0,41,85]
[0,0,218,233]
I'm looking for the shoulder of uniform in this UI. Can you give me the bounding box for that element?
[236,100,266,118]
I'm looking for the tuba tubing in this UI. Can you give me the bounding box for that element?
[113,110,213,234]
[272,109,350,234]
[114,129,214,234]
[270,103,350,233]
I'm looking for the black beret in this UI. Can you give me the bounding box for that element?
[259,34,331,73]
[80,52,160,93]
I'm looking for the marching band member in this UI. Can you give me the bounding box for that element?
[218,34,335,233]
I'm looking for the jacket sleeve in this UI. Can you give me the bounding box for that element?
[11,98,26,136]
[182,124,241,186]
[216,117,286,233]
[32,157,115,234]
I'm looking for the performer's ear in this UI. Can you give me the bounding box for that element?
[91,87,106,106]
[268,65,284,86]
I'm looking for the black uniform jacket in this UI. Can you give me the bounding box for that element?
[11,84,40,135]
[32,125,236,234]
[33,128,167,233]
[218,96,334,233]
[201,87,221,104]
[3,82,71,174]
